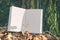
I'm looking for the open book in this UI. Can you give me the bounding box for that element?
[7,6,43,33]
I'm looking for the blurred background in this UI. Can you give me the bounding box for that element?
[0,0,60,36]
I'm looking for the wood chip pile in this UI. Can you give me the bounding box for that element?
[0,27,60,40]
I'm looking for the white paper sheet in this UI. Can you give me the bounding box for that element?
[21,9,43,33]
[7,6,26,32]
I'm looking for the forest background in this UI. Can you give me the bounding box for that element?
[0,0,60,36]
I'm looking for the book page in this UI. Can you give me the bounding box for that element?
[21,9,43,33]
[7,6,26,32]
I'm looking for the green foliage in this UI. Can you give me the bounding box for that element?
[46,0,59,35]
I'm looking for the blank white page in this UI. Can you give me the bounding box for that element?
[21,9,43,33]
[7,6,25,32]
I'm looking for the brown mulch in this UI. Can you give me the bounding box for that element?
[0,27,60,40]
